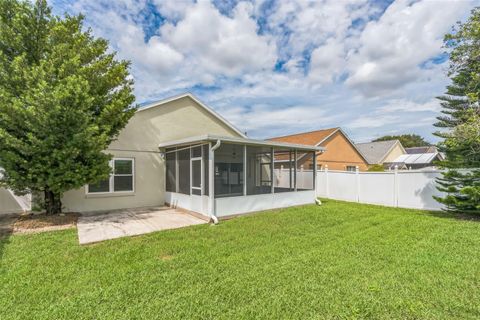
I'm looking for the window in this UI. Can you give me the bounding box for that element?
[346,166,357,172]
[87,158,134,194]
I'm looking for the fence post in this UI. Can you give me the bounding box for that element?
[325,165,329,198]
[394,165,399,207]
[355,166,360,203]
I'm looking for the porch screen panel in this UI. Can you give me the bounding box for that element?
[177,148,190,194]
[214,143,244,197]
[246,146,273,195]
[274,149,294,193]
[296,151,315,190]
[165,149,176,192]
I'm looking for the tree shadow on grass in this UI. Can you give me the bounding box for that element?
[0,214,17,262]
[422,209,480,222]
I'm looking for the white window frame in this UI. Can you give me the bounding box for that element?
[86,157,135,194]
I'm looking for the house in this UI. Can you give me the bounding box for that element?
[268,128,370,171]
[355,140,406,168]
[405,146,438,154]
[386,146,445,170]
[61,93,323,220]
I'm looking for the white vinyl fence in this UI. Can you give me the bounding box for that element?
[0,187,31,215]
[316,168,446,211]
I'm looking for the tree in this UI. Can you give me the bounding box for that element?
[433,7,480,214]
[0,0,136,214]
[372,134,431,148]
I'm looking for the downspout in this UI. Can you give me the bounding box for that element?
[211,139,221,152]
[209,139,221,224]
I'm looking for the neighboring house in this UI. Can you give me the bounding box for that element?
[405,146,438,154]
[386,146,445,170]
[355,140,406,168]
[269,128,370,171]
[61,93,323,220]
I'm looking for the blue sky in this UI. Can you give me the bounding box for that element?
[50,0,478,142]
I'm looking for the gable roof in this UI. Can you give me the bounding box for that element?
[405,146,438,154]
[355,140,404,164]
[137,93,247,138]
[268,128,339,146]
[268,127,369,164]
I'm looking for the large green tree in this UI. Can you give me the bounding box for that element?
[0,0,136,214]
[373,134,431,148]
[434,7,480,214]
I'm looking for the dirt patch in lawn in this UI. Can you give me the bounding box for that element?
[14,213,79,234]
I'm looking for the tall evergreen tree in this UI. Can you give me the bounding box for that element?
[434,7,480,214]
[0,0,136,214]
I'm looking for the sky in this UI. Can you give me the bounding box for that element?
[50,0,479,142]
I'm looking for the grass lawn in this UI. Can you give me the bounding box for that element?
[1,200,480,319]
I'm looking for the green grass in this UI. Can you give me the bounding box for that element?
[1,200,480,319]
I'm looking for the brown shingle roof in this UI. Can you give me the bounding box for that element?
[268,128,339,146]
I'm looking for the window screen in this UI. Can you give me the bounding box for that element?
[166,150,176,192]
[296,152,314,190]
[88,179,109,193]
[214,143,244,197]
[246,146,272,195]
[177,148,190,194]
[274,149,295,193]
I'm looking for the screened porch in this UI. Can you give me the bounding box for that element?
[160,135,323,219]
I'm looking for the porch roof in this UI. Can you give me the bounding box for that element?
[158,134,325,152]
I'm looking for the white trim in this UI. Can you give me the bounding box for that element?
[137,93,247,138]
[86,158,135,195]
[158,134,325,152]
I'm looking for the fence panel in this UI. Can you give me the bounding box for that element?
[327,171,357,202]
[397,171,444,210]
[317,168,447,211]
[358,172,395,206]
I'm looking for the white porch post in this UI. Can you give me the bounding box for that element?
[243,145,247,196]
[271,147,274,194]
[313,151,317,196]
[208,142,215,217]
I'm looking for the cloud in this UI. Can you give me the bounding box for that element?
[49,0,477,143]
[346,0,471,96]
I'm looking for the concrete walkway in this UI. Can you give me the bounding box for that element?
[77,207,207,244]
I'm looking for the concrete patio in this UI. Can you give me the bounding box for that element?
[77,207,207,244]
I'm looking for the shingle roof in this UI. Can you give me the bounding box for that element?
[355,140,399,164]
[405,146,437,154]
[268,128,339,146]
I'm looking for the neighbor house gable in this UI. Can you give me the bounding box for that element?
[269,127,369,171]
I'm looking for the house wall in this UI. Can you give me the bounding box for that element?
[62,96,242,212]
[299,131,369,171]
[0,187,28,214]
[383,143,406,163]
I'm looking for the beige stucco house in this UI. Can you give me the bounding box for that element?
[61,93,322,220]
